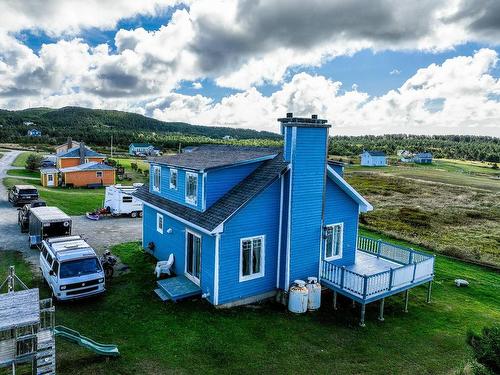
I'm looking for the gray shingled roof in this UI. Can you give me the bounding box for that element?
[415,152,433,158]
[365,150,386,157]
[150,145,280,171]
[59,162,114,173]
[133,155,289,232]
[57,146,104,158]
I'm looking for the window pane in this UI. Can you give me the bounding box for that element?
[252,239,261,274]
[242,240,251,276]
[325,229,333,258]
[333,225,341,256]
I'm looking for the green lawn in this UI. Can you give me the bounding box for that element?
[3,177,103,215]
[109,157,150,184]
[1,234,498,375]
[6,168,40,178]
[12,151,38,167]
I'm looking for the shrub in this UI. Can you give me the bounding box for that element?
[467,326,500,375]
[398,207,431,228]
[25,153,43,171]
[130,162,137,170]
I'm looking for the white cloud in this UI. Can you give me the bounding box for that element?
[146,49,500,136]
[390,69,401,75]
[192,82,203,89]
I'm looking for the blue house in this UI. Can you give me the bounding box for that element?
[360,150,387,166]
[134,114,434,325]
[129,143,159,156]
[414,152,433,164]
[27,129,42,137]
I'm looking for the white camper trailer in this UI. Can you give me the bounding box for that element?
[104,184,143,218]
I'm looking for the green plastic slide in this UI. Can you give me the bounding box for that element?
[54,325,120,357]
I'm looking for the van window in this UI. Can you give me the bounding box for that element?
[122,196,133,203]
[52,261,59,275]
[42,247,48,258]
[46,253,53,266]
[59,258,102,279]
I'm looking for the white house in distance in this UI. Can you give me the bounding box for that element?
[360,150,387,166]
[129,143,160,156]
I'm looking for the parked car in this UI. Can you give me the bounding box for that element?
[18,200,47,233]
[104,184,143,217]
[8,185,39,206]
[28,206,72,248]
[40,235,106,300]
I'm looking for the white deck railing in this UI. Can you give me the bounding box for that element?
[320,236,435,300]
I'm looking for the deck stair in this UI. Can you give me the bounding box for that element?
[155,275,202,302]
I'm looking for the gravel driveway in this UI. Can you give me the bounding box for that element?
[0,150,142,263]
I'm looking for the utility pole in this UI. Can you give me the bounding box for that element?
[111,134,113,158]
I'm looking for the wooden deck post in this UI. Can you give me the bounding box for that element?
[404,290,409,313]
[378,298,385,322]
[333,291,338,310]
[377,239,382,258]
[360,304,366,327]
[340,266,345,289]
[426,281,432,303]
[388,268,393,291]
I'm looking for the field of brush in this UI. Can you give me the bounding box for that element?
[344,159,500,267]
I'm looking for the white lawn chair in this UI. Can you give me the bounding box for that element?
[155,254,174,278]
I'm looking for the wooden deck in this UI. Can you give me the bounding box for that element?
[155,275,201,302]
[321,237,435,305]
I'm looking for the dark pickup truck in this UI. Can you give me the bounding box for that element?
[18,200,47,233]
[8,185,40,206]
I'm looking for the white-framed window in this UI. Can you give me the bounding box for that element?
[152,166,161,192]
[156,213,163,234]
[240,235,265,281]
[96,171,103,178]
[324,223,343,260]
[185,172,198,205]
[170,168,178,190]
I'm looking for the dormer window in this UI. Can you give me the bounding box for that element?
[170,168,178,190]
[153,166,161,192]
[185,172,198,205]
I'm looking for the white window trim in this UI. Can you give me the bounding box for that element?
[169,168,178,190]
[185,229,202,285]
[239,235,265,282]
[152,165,161,192]
[324,222,343,261]
[156,212,164,234]
[185,171,198,205]
[96,171,103,178]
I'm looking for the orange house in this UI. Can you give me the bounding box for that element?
[40,143,115,188]
[59,162,115,187]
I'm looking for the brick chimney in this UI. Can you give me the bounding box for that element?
[79,142,86,165]
[67,137,73,151]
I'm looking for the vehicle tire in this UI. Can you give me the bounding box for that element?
[130,211,138,218]
[138,211,143,218]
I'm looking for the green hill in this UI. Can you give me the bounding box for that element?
[0,106,281,149]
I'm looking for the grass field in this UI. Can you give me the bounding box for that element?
[109,157,149,184]
[11,151,42,167]
[344,159,500,267]
[3,177,103,215]
[6,168,40,178]
[1,234,498,375]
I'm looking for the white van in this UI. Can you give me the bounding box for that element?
[104,184,143,218]
[40,236,106,300]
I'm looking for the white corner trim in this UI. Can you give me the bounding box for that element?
[276,175,284,288]
[214,233,220,305]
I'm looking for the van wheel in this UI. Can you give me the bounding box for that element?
[138,211,143,218]
[130,211,138,218]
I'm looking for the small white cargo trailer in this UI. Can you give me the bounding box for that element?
[104,184,143,218]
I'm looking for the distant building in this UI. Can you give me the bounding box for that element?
[414,152,433,164]
[55,138,81,154]
[360,150,387,167]
[41,143,114,188]
[222,135,233,140]
[23,121,34,126]
[27,129,42,137]
[398,150,414,163]
[129,143,159,156]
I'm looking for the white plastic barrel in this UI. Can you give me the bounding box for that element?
[306,277,321,311]
[288,280,309,313]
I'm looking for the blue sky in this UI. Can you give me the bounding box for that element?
[1,1,499,136]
